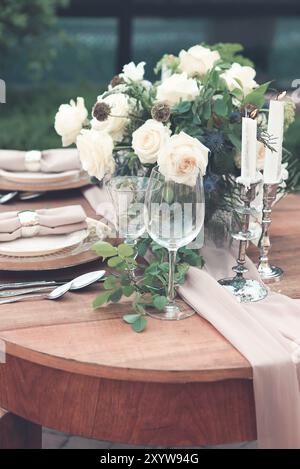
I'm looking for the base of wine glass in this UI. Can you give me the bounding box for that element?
[147,303,195,321]
[257,264,283,282]
[218,276,268,303]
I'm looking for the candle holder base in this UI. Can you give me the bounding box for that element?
[147,304,195,321]
[257,264,283,282]
[218,276,268,303]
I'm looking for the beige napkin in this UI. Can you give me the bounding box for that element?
[81,185,115,224]
[0,205,87,242]
[0,148,81,173]
[179,244,300,449]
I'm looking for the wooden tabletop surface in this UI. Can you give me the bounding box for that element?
[0,191,299,385]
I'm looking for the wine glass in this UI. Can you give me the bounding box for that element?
[106,175,148,247]
[144,167,205,320]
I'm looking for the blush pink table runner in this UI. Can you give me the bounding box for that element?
[179,245,300,449]
[83,185,300,448]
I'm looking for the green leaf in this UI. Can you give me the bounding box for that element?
[109,288,123,303]
[228,131,241,151]
[214,97,228,117]
[93,291,111,308]
[120,274,131,286]
[107,256,124,267]
[145,262,160,275]
[137,238,150,257]
[202,101,211,120]
[123,285,135,297]
[103,276,118,290]
[118,243,134,258]
[243,81,271,108]
[172,100,192,114]
[159,262,170,273]
[153,295,168,311]
[210,69,220,88]
[123,313,141,324]
[92,241,117,258]
[132,315,147,333]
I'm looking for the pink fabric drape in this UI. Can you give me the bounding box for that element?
[83,185,300,448]
[179,244,300,449]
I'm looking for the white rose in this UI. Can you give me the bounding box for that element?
[91,93,130,142]
[156,73,200,107]
[54,97,88,147]
[157,131,209,186]
[132,119,171,164]
[179,45,220,77]
[76,130,115,180]
[120,61,145,82]
[221,63,257,96]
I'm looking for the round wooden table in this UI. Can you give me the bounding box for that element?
[0,193,299,449]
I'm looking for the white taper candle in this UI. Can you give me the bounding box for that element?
[241,117,257,183]
[263,100,285,184]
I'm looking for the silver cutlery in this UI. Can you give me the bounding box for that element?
[0,271,106,298]
[0,191,18,204]
[0,274,107,291]
[19,191,45,201]
[0,270,106,304]
[0,191,44,204]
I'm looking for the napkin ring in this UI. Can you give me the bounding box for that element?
[25,150,42,172]
[18,210,40,237]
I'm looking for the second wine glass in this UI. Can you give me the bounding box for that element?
[144,167,205,320]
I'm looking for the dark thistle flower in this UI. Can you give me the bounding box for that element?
[110,75,125,88]
[204,174,221,194]
[229,111,241,124]
[151,102,171,123]
[205,131,225,153]
[93,102,111,122]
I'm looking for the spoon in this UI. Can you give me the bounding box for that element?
[19,191,45,201]
[0,191,44,204]
[0,270,106,304]
[0,192,18,204]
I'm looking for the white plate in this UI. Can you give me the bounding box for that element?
[0,229,89,257]
[0,168,81,184]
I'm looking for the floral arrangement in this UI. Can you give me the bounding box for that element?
[55,42,295,220]
[54,43,297,331]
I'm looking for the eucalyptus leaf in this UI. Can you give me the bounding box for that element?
[153,295,168,311]
[109,288,123,303]
[118,243,134,258]
[93,291,111,309]
[132,315,147,333]
[123,313,141,324]
[92,241,117,258]
[103,276,118,290]
[123,285,135,297]
[214,98,228,117]
[107,256,124,267]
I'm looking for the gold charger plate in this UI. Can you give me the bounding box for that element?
[0,222,105,271]
[0,170,90,192]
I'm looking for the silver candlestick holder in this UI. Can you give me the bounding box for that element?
[257,182,283,281]
[218,179,268,303]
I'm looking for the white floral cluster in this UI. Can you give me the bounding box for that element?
[54,44,260,185]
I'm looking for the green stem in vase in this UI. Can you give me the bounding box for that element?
[167,250,177,304]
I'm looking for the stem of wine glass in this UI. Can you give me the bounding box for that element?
[125,238,137,279]
[167,249,177,305]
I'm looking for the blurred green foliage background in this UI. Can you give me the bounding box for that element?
[0,0,299,159]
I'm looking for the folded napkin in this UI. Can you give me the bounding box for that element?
[179,244,300,449]
[81,185,115,224]
[0,205,87,242]
[0,148,81,173]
